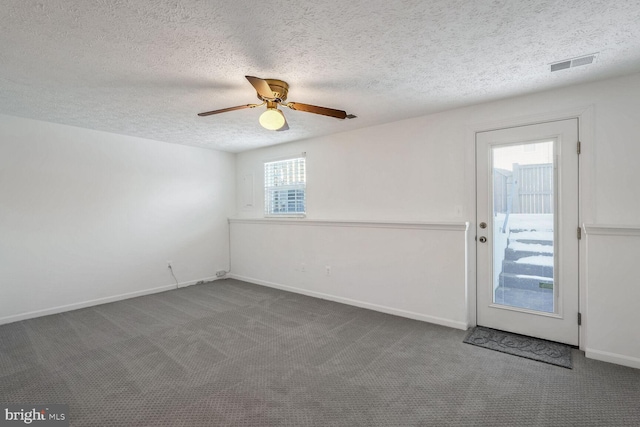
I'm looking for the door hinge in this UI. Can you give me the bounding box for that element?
[577,141,581,154]
[578,312,582,325]
[577,226,582,240]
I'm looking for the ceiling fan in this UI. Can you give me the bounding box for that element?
[197,76,356,131]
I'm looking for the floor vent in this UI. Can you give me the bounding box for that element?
[550,53,597,72]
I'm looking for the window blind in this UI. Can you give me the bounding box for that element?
[264,156,306,215]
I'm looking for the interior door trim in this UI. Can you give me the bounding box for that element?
[467,106,593,350]
[474,119,579,345]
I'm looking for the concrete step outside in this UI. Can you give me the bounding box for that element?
[502,258,553,277]
[505,247,554,260]
[509,229,553,238]
[493,286,554,313]
[504,237,553,258]
[499,272,554,292]
[509,238,553,246]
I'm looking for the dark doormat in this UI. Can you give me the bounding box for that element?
[464,326,572,369]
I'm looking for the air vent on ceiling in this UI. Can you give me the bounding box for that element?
[550,53,598,72]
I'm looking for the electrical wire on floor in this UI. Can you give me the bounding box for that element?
[168,265,179,289]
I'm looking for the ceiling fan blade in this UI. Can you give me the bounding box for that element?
[286,102,348,119]
[245,76,275,99]
[197,104,254,116]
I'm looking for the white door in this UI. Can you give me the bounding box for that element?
[476,119,579,345]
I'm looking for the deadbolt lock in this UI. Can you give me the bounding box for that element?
[479,222,487,229]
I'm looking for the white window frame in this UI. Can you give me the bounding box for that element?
[264,153,306,217]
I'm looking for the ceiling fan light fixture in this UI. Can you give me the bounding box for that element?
[259,108,286,130]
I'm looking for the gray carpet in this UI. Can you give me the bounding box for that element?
[464,326,572,369]
[0,279,639,426]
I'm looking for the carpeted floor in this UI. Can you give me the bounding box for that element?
[1,278,639,426]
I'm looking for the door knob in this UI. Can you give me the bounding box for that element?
[479,236,487,243]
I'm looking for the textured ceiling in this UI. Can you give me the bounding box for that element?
[1,1,640,152]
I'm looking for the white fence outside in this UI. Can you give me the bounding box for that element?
[494,163,553,215]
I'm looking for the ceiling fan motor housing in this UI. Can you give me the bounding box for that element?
[258,79,289,102]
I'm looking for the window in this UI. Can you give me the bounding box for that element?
[264,155,306,216]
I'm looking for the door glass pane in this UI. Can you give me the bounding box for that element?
[492,140,555,313]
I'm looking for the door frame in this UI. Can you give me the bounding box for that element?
[476,120,578,344]
[465,106,594,350]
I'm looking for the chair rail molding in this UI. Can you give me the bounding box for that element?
[583,224,640,236]
[228,218,469,232]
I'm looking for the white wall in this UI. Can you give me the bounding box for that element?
[230,219,469,330]
[233,72,640,368]
[0,115,235,324]
[583,226,640,369]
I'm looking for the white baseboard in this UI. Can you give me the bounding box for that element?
[229,274,469,331]
[585,348,640,370]
[0,275,219,326]
[176,275,219,289]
